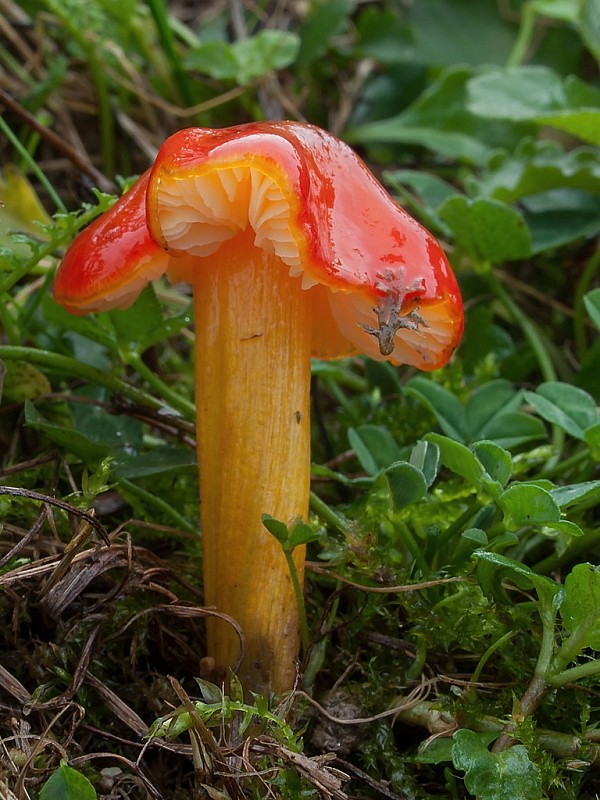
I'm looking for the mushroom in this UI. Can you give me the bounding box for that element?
[54,122,463,694]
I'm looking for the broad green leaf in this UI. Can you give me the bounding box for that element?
[42,296,116,351]
[438,195,531,262]
[478,550,563,618]
[549,480,600,509]
[406,0,516,66]
[348,66,530,165]
[24,392,143,466]
[475,412,546,450]
[384,169,459,229]
[473,550,560,601]
[231,31,300,84]
[186,31,300,84]
[347,63,427,130]
[497,483,561,529]
[25,401,109,465]
[426,433,484,486]
[262,514,290,545]
[462,528,489,545]
[195,677,224,704]
[70,390,143,453]
[523,382,598,439]
[404,376,468,442]
[114,446,197,478]
[263,516,320,552]
[349,121,491,164]
[536,109,600,147]
[426,435,509,498]
[579,0,600,63]
[544,520,584,537]
[409,439,440,487]
[490,532,521,548]
[475,549,516,602]
[185,40,237,80]
[465,380,522,440]
[472,140,600,205]
[109,284,165,346]
[419,728,497,763]
[61,332,111,372]
[471,441,512,487]
[523,189,600,253]
[583,288,600,331]
[287,521,321,549]
[385,461,428,510]
[561,563,600,650]
[468,66,564,119]
[40,761,97,800]
[355,7,414,64]
[296,0,353,66]
[452,729,543,800]
[416,736,456,764]
[460,305,515,374]
[467,66,600,145]
[348,425,403,475]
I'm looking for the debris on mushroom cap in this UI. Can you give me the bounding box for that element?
[54,122,463,369]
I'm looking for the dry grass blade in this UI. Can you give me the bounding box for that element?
[26,627,100,712]
[0,506,49,570]
[0,487,110,544]
[0,664,30,704]
[333,757,411,800]
[84,673,149,739]
[0,479,214,797]
[251,739,350,800]
[0,778,19,800]
[70,752,164,800]
[40,547,131,619]
[0,88,117,193]
[13,705,73,798]
[294,679,432,738]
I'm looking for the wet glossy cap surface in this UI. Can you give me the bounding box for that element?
[53,173,170,314]
[54,122,463,368]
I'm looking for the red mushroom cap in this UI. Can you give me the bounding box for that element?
[55,122,463,368]
[54,173,171,314]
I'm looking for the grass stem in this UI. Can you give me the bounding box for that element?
[0,116,66,213]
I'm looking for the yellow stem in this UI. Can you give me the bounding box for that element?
[193,230,312,694]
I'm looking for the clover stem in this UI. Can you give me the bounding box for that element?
[193,230,312,694]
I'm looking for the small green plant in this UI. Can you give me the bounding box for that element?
[39,761,97,800]
[149,678,347,798]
